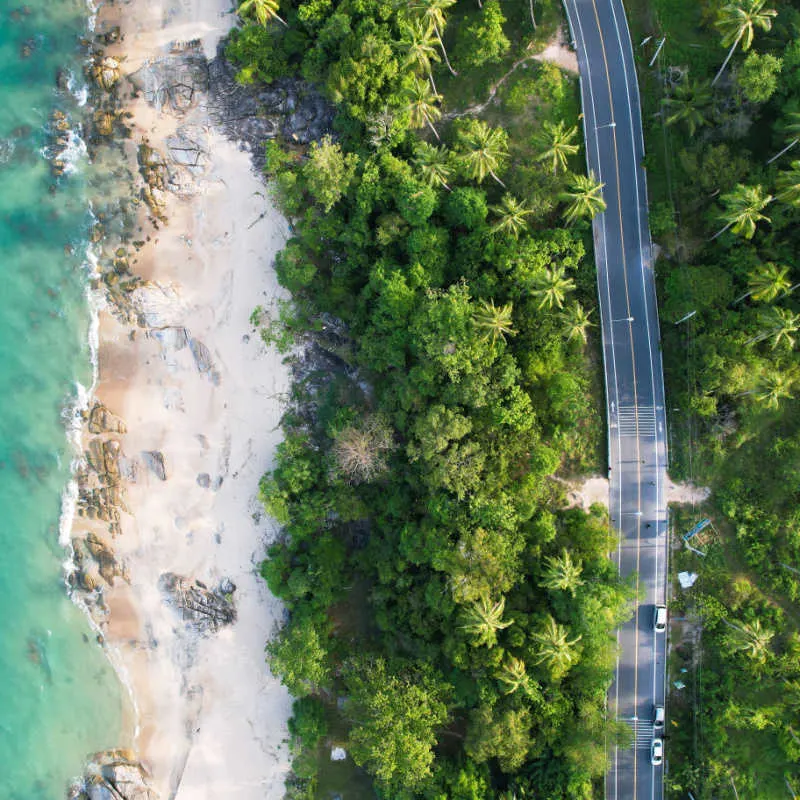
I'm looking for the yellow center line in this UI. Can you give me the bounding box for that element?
[585,0,643,794]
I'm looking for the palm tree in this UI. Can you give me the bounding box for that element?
[712,0,777,86]
[776,160,800,207]
[459,595,513,648]
[757,307,800,349]
[559,172,607,225]
[409,0,458,76]
[561,303,595,344]
[530,615,582,676]
[755,370,796,409]
[490,195,532,238]
[748,262,792,302]
[413,142,452,190]
[458,120,508,187]
[712,184,772,240]
[662,78,713,136]
[496,656,529,694]
[539,548,585,597]
[399,19,441,93]
[405,76,442,139]
[237,0,287,26]
[473,298,515,344]
[535,120,580,175]
[727,619,775,662]
[531,265,576,310]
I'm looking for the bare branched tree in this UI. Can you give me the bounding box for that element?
[333,415,395,484]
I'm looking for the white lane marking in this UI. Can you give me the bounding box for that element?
[561,3,624,796]
[605,1,667,796]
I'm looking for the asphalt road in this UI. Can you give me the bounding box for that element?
[561,0,669,797]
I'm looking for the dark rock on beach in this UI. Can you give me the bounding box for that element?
[159,572,237,632]
[206,45,334,170]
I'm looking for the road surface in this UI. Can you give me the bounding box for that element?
[561,0,670,797]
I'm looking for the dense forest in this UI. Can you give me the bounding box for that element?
[230,0,800,793]
[629,0,800,794]
[229,0,636,796]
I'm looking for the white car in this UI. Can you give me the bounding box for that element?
[653,605,667,633]
[653,705,665,728]
[651,737,664,766]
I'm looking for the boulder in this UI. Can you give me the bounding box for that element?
[68,750,158,800]
[160,572,237,632]
[92,56,122,91]
[143,451,167,481]
[88,402,127,435]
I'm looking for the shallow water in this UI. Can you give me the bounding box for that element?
[0,2,128,796]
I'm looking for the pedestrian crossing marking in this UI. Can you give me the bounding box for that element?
[616,405,656,437]
[626,719,656,750]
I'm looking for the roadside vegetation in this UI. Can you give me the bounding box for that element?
[625,0,800,794]
[227,0,635,797]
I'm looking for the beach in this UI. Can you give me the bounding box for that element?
[72,1,294,795]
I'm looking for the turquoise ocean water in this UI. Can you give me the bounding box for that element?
[0,2,128,797]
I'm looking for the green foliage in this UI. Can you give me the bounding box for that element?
[227,24,293,84]
[344,658,450,793]
[233,0,628,795]
[303,135,359,211]
[632,0,800,790]
[266,611,332,696]
[454,0,510,68]
[737,51,782,102]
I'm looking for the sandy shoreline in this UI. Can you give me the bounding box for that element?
[72,1,293,796]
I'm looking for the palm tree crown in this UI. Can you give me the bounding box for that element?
[728,619,775,662]
[490,194,533,238]
[758,307,800,349]
[457,120,508,187]
[531,265,576,310]
[756,369,796,409]
[560,172,606,225]
[777,160,800,207]
[662,78,713,136]
[713,184,772,240]
[530,615,582,676]
[496,656,529,695]
[405,76,442,139]
[408,0,458,75]
[539,548,585,596]
[399,19,440,91]
[748,262,791,302]
[535,120,580,175]
[473,299,515,344]
[561,303,595,344]
[413,141,452,189]
[712,0,777,85]
[237,0,287,26]
[459,595,513,648]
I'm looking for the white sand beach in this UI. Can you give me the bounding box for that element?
[80,0,294,796]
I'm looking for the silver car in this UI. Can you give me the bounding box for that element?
[653,605,667,633]
[651,737,664,766]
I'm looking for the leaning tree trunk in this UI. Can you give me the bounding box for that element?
[434,24,458,76]
[767,138,798,165]
[712,33,742,86]
[529,0,537,30]
[489,168,507,188]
